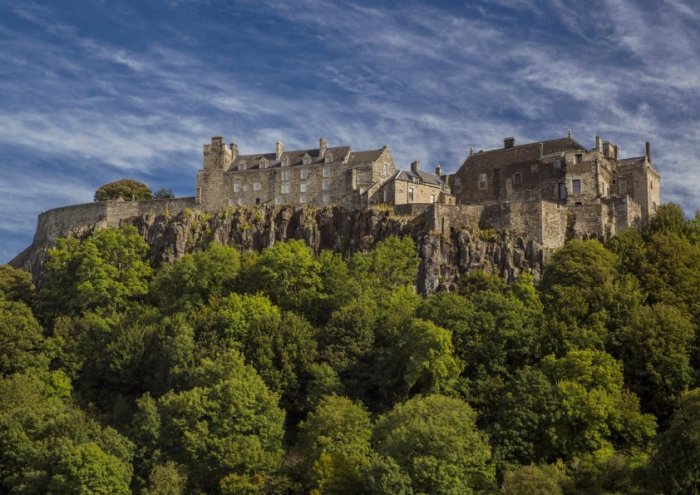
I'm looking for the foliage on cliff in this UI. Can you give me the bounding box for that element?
[1,203,699,494]
[94,179,153,202]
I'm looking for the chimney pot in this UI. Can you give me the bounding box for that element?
[411,160,420,174]
[276,141,284,160]
[645,141,651,161]
[435,164,442,176]
[504,137,515,149]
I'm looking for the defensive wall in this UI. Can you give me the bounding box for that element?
[32,197,198,245]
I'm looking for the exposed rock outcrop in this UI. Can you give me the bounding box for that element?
[11,205,546,295]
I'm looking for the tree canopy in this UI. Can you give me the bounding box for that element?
[94,179,153,201]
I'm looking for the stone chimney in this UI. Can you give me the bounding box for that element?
[645,141,651,162]
[595,135,602,152]
[603,141,612,159]
[539,142,544,158]
[504,137,515,149]
[230,142,239,160]
[211,136,224,148]
[319,137,327,157]
[276,141,284,160]
[435,164,442,176]
[411,160,420,174]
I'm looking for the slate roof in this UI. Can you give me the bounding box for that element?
[618,156,646,166]
[394,169,446,187]
[230,146,386,170]
[461,136,585,169]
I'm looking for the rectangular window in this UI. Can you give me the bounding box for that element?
[356,171,369,185]
[572,179,582,194]
[281,169,289,181]
[281,183,290,194]
[243,184,249,192]
[322,193,330,204]
[233,182,241,193]
[322,166,330,178]
[299,195,307,204]
[619,179,627,194]
[558,183,567,201]
[383,163,388,175]
[274,196,280,205]
[196,187,202,203]
[575,154,583,164]
[253,182,261,191]
[478,172,487,190]
[430,194,435,204]
[513,172,522,185]
[408,187,414,202]
[300,183,307,193]
[300,169,309,180]
[322,179,330,191]
[531,163,538,173]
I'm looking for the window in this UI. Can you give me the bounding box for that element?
[430,194,435,204]
[280,157,288,167]
[239,161,247,171]
[619,179,627,194]
[281,183,290,194]
[383,187,390,203]
[322,179,330,191]
[281,169,289,181]
[513,172,522,185]
[575,153,583,164]
[572,179,581,194]
[259,159,267,169]
[253,182,261,191]
[558,183,567,201]
[324,154,333,164]
[243,184,249,192]
[357,171,369,185]
[531,163,538,173]
[478,172,487,190]
[300,169,309,180]
[237,198,243,206]
[302,155,311,165]
[322,166,330,178]
[233,182,241,193]
[408,187,414,202]
[196,187,202,202]
[299,195,307,204]
[322,193,330,204]
[274,196,280,205]
[300,183,307,193]
[383,163,388,175]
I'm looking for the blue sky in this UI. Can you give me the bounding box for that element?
[1,0,699,262]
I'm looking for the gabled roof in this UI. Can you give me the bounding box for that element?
[460,136,584,170]
[394,169,446,186]
[230,145,386,170]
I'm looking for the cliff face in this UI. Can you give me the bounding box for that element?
[12,205,546,295]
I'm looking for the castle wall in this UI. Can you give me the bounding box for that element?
[33,197,197,244]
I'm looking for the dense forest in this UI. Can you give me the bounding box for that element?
[1,203,699,494]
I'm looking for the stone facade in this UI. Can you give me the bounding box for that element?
[381,160,455,206]
[447,133,660,240]
[196,137,398,210]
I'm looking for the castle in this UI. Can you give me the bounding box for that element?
[11,130,660,276]
[195,132,659,248]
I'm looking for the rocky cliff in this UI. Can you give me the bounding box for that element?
[11,205,547,295]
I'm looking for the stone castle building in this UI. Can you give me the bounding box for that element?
[195,136,454,210]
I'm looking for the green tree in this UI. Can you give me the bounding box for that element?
[296,395,374,494]
[349,236,419,292]
[94,178,152,201]
[651,388,700,495]
[150,241,241,312]
[501,464,568,495]
[611,303,695,420]
[144,461,188,495]
[38,226,152,320]
[0,373,134,494]
[374,394,495,494]
[153,188,175,199]
[0,297,49,375]
[158,349,285,493]
[248,240,322,313]
[0,264,35,305]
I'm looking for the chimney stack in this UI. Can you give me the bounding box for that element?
[230,142,239,160]
[645,141,651,162]
[319,137,328,157]
[276,141,284,160]
[595,135,602,152]
[435,164,442,176]
[411,160,420,174]
[504,137,515,149]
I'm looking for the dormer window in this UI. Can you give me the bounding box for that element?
[280,156,288,167]
[302,154,311,166]
[239,161,247,171]
[324,153,333,164]
[259,158,268,169]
